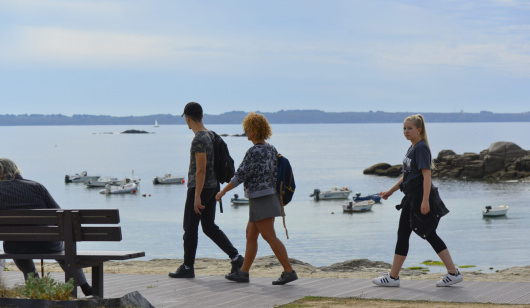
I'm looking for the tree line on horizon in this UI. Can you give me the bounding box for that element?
[1,110,530,126]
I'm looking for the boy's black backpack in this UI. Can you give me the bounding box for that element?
[210,131,235,213]
[210,131,235,184]
[276,153,295,239]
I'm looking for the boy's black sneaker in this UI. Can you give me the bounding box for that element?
[272,270,298,285]
[81,283,93,296]
[230,255,244,273]
[168,264,195,278]
[225,269,249,283]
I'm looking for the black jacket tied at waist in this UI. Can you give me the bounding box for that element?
[396,176,449,239]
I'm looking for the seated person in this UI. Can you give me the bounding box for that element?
[0,158,92,296]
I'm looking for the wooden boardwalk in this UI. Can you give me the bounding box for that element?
[1,271,530,307]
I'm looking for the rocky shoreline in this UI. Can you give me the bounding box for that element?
[364,141,530,181]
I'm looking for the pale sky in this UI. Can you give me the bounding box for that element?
[0,0,529,116]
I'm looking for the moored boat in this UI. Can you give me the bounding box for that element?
[353,193,382,203]
[87,175,141,188]
[99,182,139,194]
[231,194,249,205]
[310,187,352,201]
[482,205,509,217]
[65,171,100,183]
[342,200,375,213]
[86,176,122,187]
[153,174,185,185]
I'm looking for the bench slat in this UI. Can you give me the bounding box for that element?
[0,234,63,241]
[0,251,145,261]
[80,227,122,241]
[0,226,60,233]
[0,226,62,241]
[77,209,120,224]
[0,209,120,225]
[0,209,62,225]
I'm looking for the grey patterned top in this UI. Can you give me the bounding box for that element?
[231,143,278,199]
[188,130,217,188]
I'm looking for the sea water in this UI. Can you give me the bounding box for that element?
[1,122,529,272]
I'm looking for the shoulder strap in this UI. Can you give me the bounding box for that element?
[277,153,289,239]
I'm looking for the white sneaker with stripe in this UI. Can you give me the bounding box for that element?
[436,269,463,287]
[372,273,400,287]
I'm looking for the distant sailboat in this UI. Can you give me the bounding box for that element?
[154,120,159,127]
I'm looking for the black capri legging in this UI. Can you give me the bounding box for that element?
[394,201,447,256]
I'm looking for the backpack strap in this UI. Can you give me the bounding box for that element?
[217,182,223,213]
[277,153,289,239]
[281,204,289,239]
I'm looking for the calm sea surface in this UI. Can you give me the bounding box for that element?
[2,123,529,272]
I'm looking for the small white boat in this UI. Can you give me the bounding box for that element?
[87,176,141,188]
[343,200,375,213]
[65,171,100,183]
[310,187,352,201]
[231,194,249,205]
[154,120,159,127]
[153,174,185,185]
[483,205,509,217]
[100,182,139,194]
[86,176,122,187]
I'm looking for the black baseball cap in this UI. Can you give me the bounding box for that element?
[181,102,203,117]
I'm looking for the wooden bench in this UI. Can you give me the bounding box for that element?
[0,209,145,297]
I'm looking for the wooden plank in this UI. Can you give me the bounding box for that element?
[0,252,65,259]
[76,251,145,262]
[78,209,120,224]
[0,209,62,225]
[80,227,122,241]
[0,225,62,241]
[0,225,61,233]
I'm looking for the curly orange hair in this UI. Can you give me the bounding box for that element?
[242,112,272,140]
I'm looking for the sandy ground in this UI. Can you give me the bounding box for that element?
[5,257,529,307]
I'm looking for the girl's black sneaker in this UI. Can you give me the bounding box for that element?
[225,269,249,283]
[272,270,298,285]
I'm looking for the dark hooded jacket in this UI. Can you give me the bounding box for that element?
[396,175,449,239]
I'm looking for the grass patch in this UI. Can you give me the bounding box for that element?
[421,260,476,269]
[421,260,444,266]
[278,296,520,307]
[405,266,429,272]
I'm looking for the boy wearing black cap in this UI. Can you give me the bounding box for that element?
[169,102,243,278]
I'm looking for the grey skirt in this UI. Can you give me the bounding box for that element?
[249,193,283,222]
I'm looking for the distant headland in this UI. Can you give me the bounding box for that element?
[1,110,530,126]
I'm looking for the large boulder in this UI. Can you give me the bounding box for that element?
[385,165,403,177]
[363,163,391,174]
[460,160,484,178]
[487,142,526,162]
[436,150,456,162]
[483,155,506,174]
[363,163,401,177]
[515,155,530,172]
